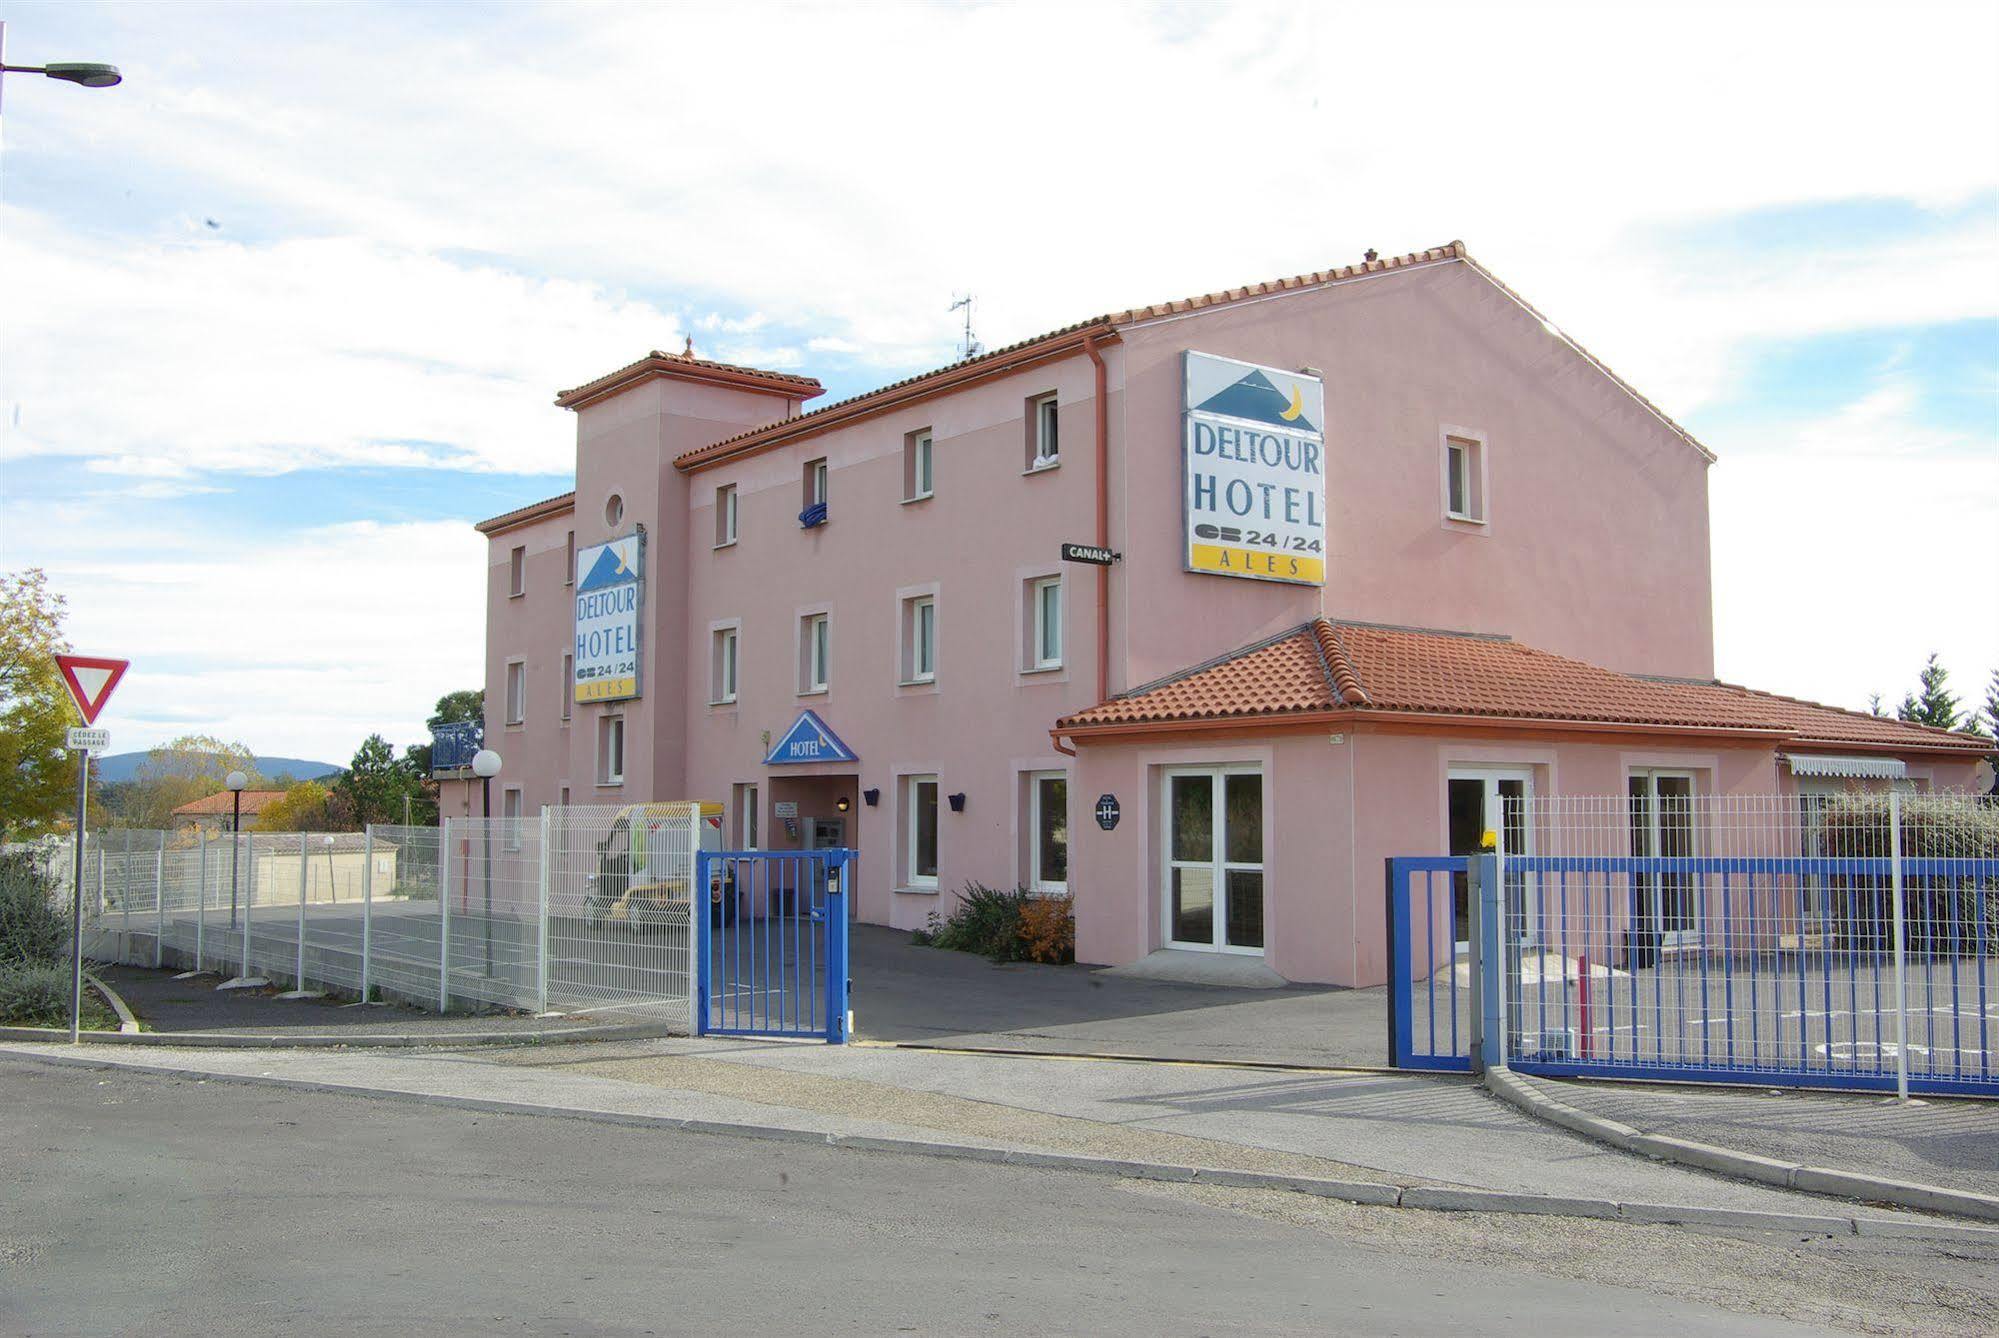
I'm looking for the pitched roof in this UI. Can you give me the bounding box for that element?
[475,489,577,536]
[554,349,824,411]
[1056,619,1989,757]
[173,790,288,816]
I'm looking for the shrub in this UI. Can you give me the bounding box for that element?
[0,850,69,967]
[1017,896,1075,964]
[0,961,108,1028]
[923,883,1033,962]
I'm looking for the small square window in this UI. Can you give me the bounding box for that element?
[597,716,624,785]
[1028,394,1060,469]
[712,626,740,704]
[1444,434,1485,522]
[902,595,936,684]
[508,545,526,597]
[905,775,939,888]
[715,484,738,547]
[801,612,830,694]
[905,430,934,501]
[1028,576,1062,670]
[505,660,526,725]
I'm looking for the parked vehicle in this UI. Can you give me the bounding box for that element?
[583,802,735,930]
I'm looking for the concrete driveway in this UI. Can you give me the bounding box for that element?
[849,925,1392,1067]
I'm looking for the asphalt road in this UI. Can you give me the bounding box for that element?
[0,1056,1893,1337]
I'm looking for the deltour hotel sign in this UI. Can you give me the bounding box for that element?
[1182,351,1326,585]
[574,533,644,703]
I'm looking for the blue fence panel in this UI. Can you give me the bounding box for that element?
[1387,856,1471,1072]
[695,849,851,1043]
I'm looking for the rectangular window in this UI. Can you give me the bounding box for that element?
[805,458,828,508]
[711,626,739,704]
[715,484,738,547]
[904,429,934,501]
[1029,394,1060,468]
[905,774,939,888]
[563,530,575,586]
[505,660,526,726]
[902,595,936,683]
[597,716,624,786]
[503,786,523,849]
[1029,771,1068,895]
[560,784,571,808]
[735,782,760,850]
[1029,576,1062,669]
[1164,767,1264,952]
[1444,434,1484,522]
[508,545,526,597]
[560,652,573,722]
[801,612,830,694]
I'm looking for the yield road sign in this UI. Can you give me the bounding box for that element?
[54,654,127,725]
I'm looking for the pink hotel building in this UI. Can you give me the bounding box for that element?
[467,242,1985,988]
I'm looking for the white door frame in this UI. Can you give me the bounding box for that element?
[1629,769,1698,944]
[1447,767,1536,946]
[1160,764,1265,955]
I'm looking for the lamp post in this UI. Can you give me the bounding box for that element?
[0,23,121,115]
[472,749,501,978]
[225,770,247,929]
[324,833,337,904]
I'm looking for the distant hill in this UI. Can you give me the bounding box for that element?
[93,753,343,785]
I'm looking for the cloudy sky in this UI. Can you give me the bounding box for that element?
[1,0,1994,764]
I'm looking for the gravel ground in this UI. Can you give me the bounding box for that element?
[1519,1073,1999,1196]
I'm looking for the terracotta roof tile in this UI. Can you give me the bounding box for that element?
[1058,619,1989,757]
[173,790,288,816]
[475,490,576,535]
[555,350,823,410]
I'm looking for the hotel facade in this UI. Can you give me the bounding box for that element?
[467,242,1986,988]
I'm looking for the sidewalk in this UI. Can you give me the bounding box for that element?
[1508,1071,1999,1200]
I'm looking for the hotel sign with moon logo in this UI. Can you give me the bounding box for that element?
[1182,351,1325,586]
[574,532,644,703]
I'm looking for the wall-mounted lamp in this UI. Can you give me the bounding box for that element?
[836,795,851,813]
[862,788,879,807]
[947,792,966,813]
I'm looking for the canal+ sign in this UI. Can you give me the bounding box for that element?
[1182,351,1325,586]
[764,709,858,766]
[574,533,644,704]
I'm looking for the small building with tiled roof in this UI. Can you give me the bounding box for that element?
[464,244,1987,987]
[172,789,288,834]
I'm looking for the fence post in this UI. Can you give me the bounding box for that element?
[154,832,166,969]
[1889,789,1909,1102]
[826,851,851,1044]
[685,804,700,1036]
[121,828,132,944]
[290,835,310,995]
[535,807,551,1014]
[361,826,374,1003]
[240,832,255,980]
[438,816,454,1013]
[1468,851,1506,1073]
[195,832,208,974]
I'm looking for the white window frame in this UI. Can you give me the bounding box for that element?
[1447,766,1535,947]
[711,623,740,705]
[597,715,625,787]
[1030,575,1062,670]
[805,457,829,508]
[715,483,738,548]
[560,651,573,723]
[1029,393,1060,470]
[502,786,524,850]
[508,545,526,598]
[735,782,761,850]
[905,429,934,502]
[1440,425,1488,527]
[1160,764,1265,955]
[1629,769,1699,945]
[902,595,937,685]
[904,773,940,890]
[799,611,830,695]
[504,658,526,726]
[1027,770,1069,896]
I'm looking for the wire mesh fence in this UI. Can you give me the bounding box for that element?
[1499,791,1999,1095]
[66,805,703,1028]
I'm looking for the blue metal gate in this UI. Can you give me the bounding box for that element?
[1386,856,1471,1071]
[695,849,852,1043]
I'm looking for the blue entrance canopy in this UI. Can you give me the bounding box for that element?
[763,709,858,766]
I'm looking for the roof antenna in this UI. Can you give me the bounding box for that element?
[948,293,982,361]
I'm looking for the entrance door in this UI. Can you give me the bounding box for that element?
[1629,772,1696,952]
[1163,767,1264,953]
[1447,769,1533,950]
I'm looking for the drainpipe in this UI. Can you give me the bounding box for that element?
[1083,335,1110,705]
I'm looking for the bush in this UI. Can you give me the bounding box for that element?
[912,883,1076,964]
[0,850,69,967]
[0,961,108,1028]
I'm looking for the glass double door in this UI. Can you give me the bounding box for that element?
[1165,768,1264,953]
[1448,770,1533,949]
[1628,772,1696,952]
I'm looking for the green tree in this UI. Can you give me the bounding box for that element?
[396,688,483,827]
[1896,653,1963,731]
[115,734,262,830]
[1981,670,1999,741]
[0,570,79,839]
[427,689,484,734]
[335,734,423,827]
[252,780,355,832]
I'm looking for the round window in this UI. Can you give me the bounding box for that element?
[605,493,624,527]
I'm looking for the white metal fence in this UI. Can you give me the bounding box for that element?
[64,805,703,1029]
[1497,791,1999,1096]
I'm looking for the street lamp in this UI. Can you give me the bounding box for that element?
[323,834,338,905]
[225,770,247,929]
[1,60,122,87]
[471,749,501,978]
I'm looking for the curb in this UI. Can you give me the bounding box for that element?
[1484,1066,1999,1224]
[0,1020,680,1050]
[80,972,142,1035]
[9,1044,1998,1247]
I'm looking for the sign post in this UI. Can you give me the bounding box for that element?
[54,654,128,1044]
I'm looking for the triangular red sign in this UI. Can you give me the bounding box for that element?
[54,655,128,725]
